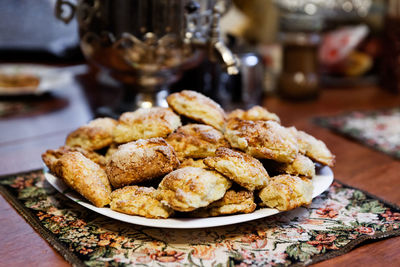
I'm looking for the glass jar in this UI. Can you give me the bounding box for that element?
[278,13,322,100]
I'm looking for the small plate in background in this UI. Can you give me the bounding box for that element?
[0,64,76,96]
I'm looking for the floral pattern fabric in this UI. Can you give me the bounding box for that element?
[315,107,400,159]
[1,170,400,267]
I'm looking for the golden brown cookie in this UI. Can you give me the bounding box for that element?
[190,189,256,217]
[66,118,117,150]
[156,167,232,212]
[228,106,280,123]
[0,73,40,92]
[106,138,180,188]
[110,186,173,219]
[166,90,226,130]
[271,154,316,179]
[258,174,313,211]
[288,127,335,167]
[166,124,230,160]
[113,107,181,144]
[42,145,106,173]
[225,118,298,163]
[179,158,208,169]
[53,152,111,207]
[204,147,269,191]
[105,143,119,163]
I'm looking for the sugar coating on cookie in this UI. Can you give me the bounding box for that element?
[110,186,173,219]
[106,138,180,188]
[166,124,229,160]
[228,106,280,123]
[190,189,256,217]
[259,174,313,211]
[288,127,335,167]
[273,154,316,178]
[66,117,117,150]
[225,119,298,163]
[113,107,181,144]
[204,147,269,191]
[157,167,232,212]
[179,158,208,169]
[54,152,111,207]
[42,145,106,173]
[167,90,226,131]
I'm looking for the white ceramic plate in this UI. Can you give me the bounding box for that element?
[0,64,79,95]
[45,166,333,229]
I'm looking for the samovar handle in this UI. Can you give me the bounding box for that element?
[55,0,76,24]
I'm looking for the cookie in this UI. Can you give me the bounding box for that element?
[110,186,173,219]
[225,119,298,163]
[166,124,229,160]
[167,90,225,130]
[190,189,256,217]
[42,145,106,172]
[204,147,269,191]
[66,118,117,150]
[269,154,316,178]
[288,127,335,167]
[113,107,181,143]
[228,105,280,123]
[106,138,180,188]
[156,167,232,212]
[54,152,111,207]
[258,174,313,211]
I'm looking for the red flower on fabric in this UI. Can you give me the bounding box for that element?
[316,207,339,218]
[307,234,339,251]
[79,247,93,255]
[10,176,34,190]
[150,250,184,262]
[98,232,125,248]
[241,233,268,248]
[192,245,215,260]
[381,210,400,222]
[216,240,236,250]
[37,211,51,221]
[355,226,375,236]
[297,228,305,233]
[99,232,118,241]
[375,123,387,131]
[69,219,87,228]
[50,215,65,223]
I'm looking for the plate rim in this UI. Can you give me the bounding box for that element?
[44,166,334,229]
[0,63,73,96]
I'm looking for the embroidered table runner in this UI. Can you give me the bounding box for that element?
[315,107,400,159]
[1,170,400,266]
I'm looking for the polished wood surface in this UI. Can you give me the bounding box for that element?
[0,68,399,266]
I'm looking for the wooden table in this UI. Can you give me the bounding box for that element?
[0,66,400,266]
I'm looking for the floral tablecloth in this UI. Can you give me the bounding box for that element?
[315,107,400,159]
[1,170,400,266]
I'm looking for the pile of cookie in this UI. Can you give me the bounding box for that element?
[42,90,335,219]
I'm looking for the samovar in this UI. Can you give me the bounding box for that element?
[55,0,238,111]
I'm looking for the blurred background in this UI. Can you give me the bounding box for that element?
[0,0,397,112]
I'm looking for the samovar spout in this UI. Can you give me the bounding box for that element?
[184,1,239,75]
[211,40,239,75]
[207,6,239,75]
